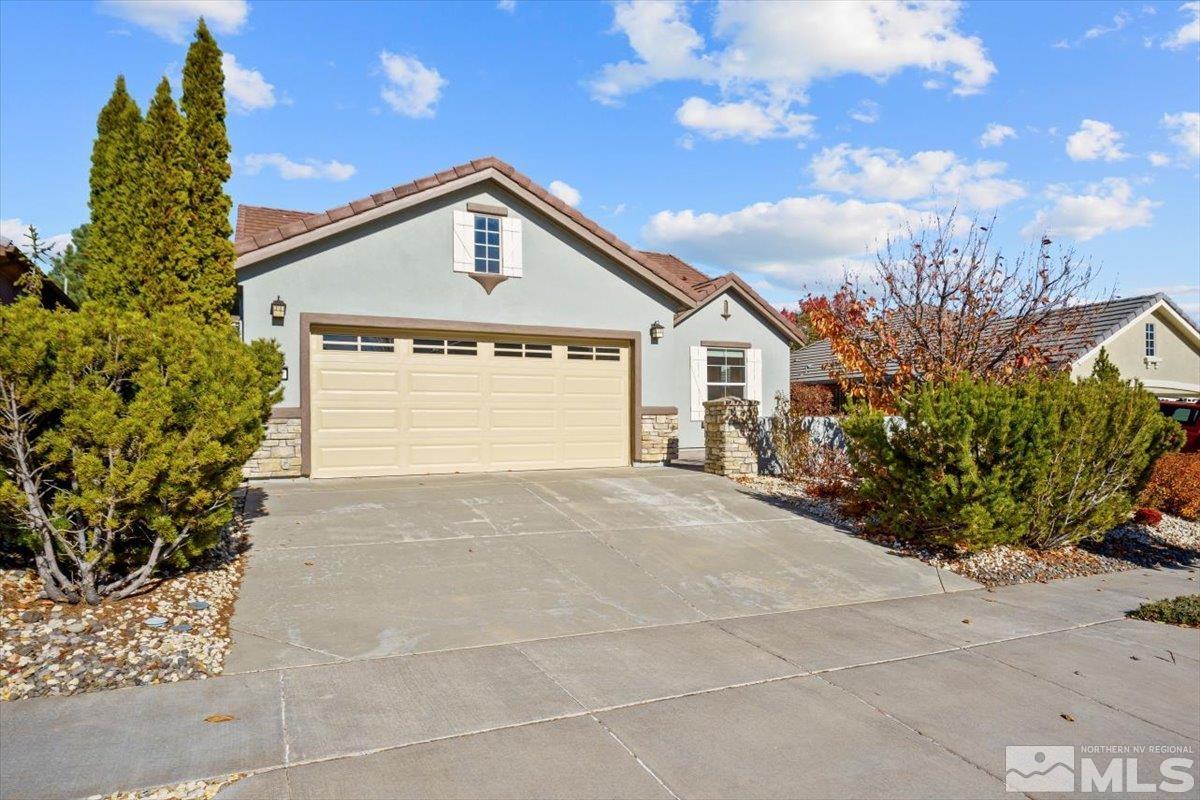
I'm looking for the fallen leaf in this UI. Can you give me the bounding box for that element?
[204,714,235,723]
[303,561,314,566]
[1130,655,1140,661]
[1061,713,1075,722]
[961,619,971,624]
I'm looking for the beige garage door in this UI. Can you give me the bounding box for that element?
[309,328,631,478]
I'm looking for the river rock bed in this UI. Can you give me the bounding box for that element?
[95,774,244,800]
[736,475,1198,588]
[0,494,250,702]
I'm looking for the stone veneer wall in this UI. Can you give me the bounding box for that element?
[243,416,302,479]
[703,397,760,476]
[639,407,679,463]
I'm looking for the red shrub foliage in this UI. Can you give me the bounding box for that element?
[789,383,834,416]
[1133,507,1163,527]
[1139,453,1200,521]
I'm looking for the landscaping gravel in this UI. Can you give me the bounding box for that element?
[0,492,251,702]
[736,475,1198,588]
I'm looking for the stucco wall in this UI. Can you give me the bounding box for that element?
[672,291,793,447]
[236,179,791,455]
[1072,306,1200,397]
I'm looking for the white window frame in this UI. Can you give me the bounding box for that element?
[473,214,502,275]
[705,347,747,402]
[1145,322,1156,358]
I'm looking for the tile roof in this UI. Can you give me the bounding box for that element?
[234,205,313,244]
[231,155,802,342]
[790,293,1196,383]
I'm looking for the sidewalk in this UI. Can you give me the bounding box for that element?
[2,566,1196,800]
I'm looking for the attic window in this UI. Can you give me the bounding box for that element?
[474,215,501,274]
[1145,322,1156,358]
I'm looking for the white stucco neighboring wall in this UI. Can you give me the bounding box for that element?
[236,179,793,454]
[1071,304,1200,398]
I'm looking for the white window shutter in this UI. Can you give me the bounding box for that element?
[452,210,473,273]
[690,346,706,421]
[746,348,763,404]
[501,217,523,277]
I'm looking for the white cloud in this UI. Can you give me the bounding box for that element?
[241,153,357,181]
[0,218,72,258]
[1163,1,1200,49]
[1021,178,1156,241]
[378,51,446,118]
[100,0,248,43]
[548,180,582,207]
[1084,10,1132,40]
[809,144,1026,209]
[642,194,922,294]
[675,97,814,142]
[849,99,880,124]
[221,53,276,113]
[496,0,517,11]
[979,122,1016,148]
[590,1,994,142]
[1065,119,1131,161]
[1163,111,1200,158]
[1148,151,1172,166]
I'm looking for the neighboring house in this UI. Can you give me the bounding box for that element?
[234,157,802,479]
[791,293,1200,400]
[0,237,75,309]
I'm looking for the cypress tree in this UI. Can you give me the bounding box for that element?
[85,76,143,305]
[181,18,236,324]
[133,77,192,316]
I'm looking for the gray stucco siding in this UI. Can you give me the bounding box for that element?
[236,180,789,453]
[672,290,792,447]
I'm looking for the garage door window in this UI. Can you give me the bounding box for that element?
[495,342,553,358]
[413,338,478,356]
[321,333,395,353]
[567,345,620,361]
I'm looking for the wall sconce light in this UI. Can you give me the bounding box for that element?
[270,296,287,323]
[650,320,665,343]
[281,366,289,382]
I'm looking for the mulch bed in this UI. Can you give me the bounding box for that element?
[0,491,252,702]
[736,475,1199,588]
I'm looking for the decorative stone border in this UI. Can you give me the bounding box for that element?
[639,407,679,464]
[703,397,760,476]
[243,417,301,479]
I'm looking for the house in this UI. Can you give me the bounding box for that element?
[791,293,1200,400]
[234,157,802,479]
[0,237,75,309]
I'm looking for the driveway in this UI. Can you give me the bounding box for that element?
[224,466,977,672]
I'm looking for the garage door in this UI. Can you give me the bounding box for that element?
[309,328,631,478]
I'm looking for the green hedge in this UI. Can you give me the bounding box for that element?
[842,372,1181,552]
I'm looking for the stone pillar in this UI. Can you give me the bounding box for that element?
[639,407,679,463]
[243,416,302,479]
[703,397,760,476]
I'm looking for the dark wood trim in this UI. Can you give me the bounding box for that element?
[269,406,302,420]
[701,340,752,349]
[299,312,643,477]
[466,202,508,217]
[640,405,678,416]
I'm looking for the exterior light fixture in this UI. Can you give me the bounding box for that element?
[650,320,665,343]
[281,366,289,382]
[270,296,287,322]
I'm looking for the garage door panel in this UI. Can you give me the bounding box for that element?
[318,408,399,430]
[409,371,482,394]
[311,329,630,478]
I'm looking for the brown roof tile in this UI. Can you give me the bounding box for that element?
[235,205,314,243]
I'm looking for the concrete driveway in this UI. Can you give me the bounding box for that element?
[225,466,977,672]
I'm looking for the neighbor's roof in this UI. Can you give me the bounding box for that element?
[790,293,1199,383]
[0,236,76,310]
[232,156,803,344]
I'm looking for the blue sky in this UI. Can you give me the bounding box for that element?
[2,0,1198,315]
